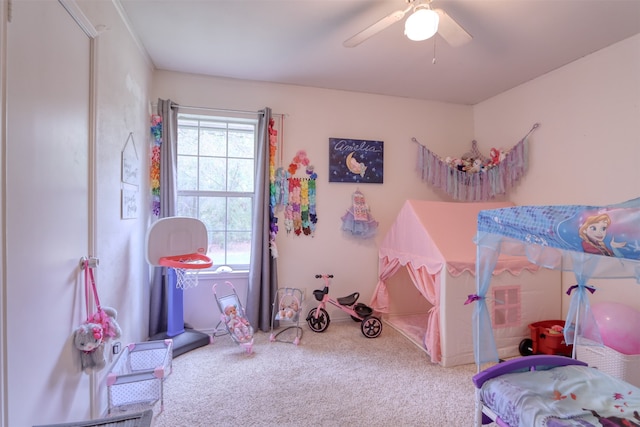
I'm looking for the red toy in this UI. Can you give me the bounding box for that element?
[519,320,573,357]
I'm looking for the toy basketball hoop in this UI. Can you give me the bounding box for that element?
[146,217,212,289]
[159,253,213,289]
[146,216,214,352]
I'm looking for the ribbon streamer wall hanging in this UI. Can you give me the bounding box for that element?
[281,150,318,237]
[413,123,539,202]
[150,115,162,217]
[268,115,291,257]
[268,118,281,258]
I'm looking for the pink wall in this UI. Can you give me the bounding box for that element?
[473,34,640,313]
[153,71,475,317]
[155,34,640,322]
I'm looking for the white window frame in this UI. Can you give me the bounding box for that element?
[176,113,257,272]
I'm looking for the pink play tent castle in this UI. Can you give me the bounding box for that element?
[371,200,562,367]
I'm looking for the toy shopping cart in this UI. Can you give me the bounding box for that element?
[213,281,254,354]
[270,287,304,345]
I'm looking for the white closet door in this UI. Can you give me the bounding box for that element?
[6,1,91,425]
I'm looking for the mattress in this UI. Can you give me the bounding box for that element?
[479,365,640,426]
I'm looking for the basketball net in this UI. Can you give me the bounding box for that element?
[175,268,199,290]
[160,253,212,290]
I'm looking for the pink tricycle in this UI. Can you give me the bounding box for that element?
[306,274,382,338]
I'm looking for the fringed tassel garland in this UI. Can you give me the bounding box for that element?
[414,123,538,202]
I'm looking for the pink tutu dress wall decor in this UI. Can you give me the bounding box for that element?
[341,189,378,239]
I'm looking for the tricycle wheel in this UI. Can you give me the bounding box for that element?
[361,316,382,338]
[519,338,534,356]
[306,307,330,332]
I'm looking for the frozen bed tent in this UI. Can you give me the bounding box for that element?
[472,197,640,427]
[473,197,640,367]
[370,200,561,367]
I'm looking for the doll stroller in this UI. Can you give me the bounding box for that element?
[212,281,254,354]
[270,287,304,345]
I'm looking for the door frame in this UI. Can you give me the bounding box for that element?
[0,1,99,424]
[0,0,7,421]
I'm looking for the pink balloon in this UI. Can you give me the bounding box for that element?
[588,302,640,355]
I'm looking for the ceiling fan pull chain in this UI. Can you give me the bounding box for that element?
[433,36,437,64]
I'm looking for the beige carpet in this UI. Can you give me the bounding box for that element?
[146,320,479,427]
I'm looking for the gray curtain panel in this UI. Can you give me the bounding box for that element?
[148,98,178,337]
[247,107,278,331]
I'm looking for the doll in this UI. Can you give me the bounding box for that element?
[224,305,253,342]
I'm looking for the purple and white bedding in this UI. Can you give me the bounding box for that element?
[479,365,640,426]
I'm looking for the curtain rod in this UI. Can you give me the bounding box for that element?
[152,102,286,117]
[172,104,263,115]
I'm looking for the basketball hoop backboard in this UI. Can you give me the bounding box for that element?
[145,217,209,266]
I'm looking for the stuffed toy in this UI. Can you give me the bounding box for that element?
[445,156,464,171]
[73,322,106,373]
[489,147,507,166]
[278,299,299,320]
[464,158,483,173]
[547,324,564,335]
[89,306,122,341]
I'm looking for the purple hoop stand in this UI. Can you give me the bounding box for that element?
[149,268,210,357]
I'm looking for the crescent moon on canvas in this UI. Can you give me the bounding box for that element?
[346,151,365,175]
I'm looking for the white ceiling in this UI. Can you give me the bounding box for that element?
[117,0,640,105]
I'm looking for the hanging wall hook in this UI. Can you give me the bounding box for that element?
[79,256,99,269]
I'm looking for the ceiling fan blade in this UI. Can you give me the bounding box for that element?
[435,8,472,47]
[343,6,412,48]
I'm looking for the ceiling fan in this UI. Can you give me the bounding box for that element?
[343,0,472,48]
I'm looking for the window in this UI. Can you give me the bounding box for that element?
[492,286,521,328]
[176,114,256,270]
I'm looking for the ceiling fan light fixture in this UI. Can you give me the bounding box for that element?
[404,7,439,41]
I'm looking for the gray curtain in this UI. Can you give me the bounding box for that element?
[148,99,178,337]
[247,107,278,331]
